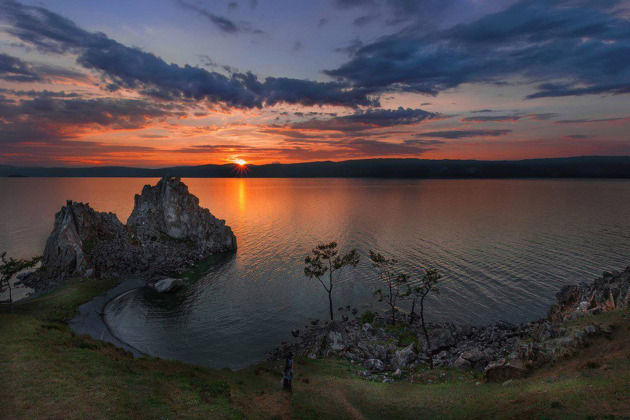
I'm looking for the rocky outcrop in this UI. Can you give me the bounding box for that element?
[548,268,630,322]
[42,201,137,279]
[33,176,236,287]
[127,176,236,253]
[269,267,630,383]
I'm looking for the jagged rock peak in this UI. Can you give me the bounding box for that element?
[127,176,237,252]
[42,200,130,279]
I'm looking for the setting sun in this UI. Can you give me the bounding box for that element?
[234,159,247,166]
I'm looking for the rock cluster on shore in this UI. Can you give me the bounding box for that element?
[24,176,236,290]
[269,267,629,382]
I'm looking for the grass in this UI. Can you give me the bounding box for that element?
[12,277,120,322]
[1,279,630,419]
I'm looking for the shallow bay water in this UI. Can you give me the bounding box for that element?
[1,178,629,368]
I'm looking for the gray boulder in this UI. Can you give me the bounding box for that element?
[458,348,488,369]
[362,323,374,334]
[394,343,416,369]
[365,358,384,371]
[327,331,345,351]
[420,327,456,352]
[152,278,183,293]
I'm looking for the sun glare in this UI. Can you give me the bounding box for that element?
[235,158,247,166]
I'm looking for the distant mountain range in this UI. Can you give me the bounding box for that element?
[2,156,630,178]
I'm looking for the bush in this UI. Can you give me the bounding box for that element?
[361,310,375,324]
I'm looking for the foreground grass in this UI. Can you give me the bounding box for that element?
[1,280,629,419]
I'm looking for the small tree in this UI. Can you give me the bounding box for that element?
[369,250,408,325]
[304,242,359,321]
[0,252,41,313]
[406,269,442,368]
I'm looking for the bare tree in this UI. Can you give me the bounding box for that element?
[369,250,408,325]
[1,252,41,313]
[406,269,442,368]
[304,242,359,321]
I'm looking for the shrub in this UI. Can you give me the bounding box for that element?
[361,310,375,324]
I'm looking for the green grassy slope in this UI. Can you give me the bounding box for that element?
[1,278,629,419]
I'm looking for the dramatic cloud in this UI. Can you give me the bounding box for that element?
[326,0,630,99]
[461,113,558,123]
[174,0,262,34]
[0,0,376,109]
[417,129,511,139]
[0,93,182,143]
[0,53,40,82]
[290,107,439,131]
[461,115,523,123]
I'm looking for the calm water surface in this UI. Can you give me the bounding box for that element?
[1,178,629,368]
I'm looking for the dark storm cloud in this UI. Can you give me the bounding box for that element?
[326,0,630,99]
[291,107,439,131]
[0,53,41,82]
[0,0,376,109]
[416,129,512,139]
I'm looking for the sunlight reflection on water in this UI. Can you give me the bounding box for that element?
[1,178,629,368]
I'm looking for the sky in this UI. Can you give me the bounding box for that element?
[0,0,629,167]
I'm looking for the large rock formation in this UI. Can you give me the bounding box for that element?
[37,176,236,284]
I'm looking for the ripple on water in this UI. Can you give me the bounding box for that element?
[1,178,630,369]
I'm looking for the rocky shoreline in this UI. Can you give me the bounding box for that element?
[269,267,630,382]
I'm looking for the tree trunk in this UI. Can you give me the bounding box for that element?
[8,282,13,314]
[409,298,416,324]
[391,303,396,325]
[328,269,334,321]
[420,297,433,369]
[328,289,334,321]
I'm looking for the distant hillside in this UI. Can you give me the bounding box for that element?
[2,156,630,178]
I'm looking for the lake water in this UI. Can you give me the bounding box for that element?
[1,178,629,369]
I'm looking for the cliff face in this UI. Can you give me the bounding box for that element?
[40,176,236,282]
[43,201,135,278]
[127,176,236,253]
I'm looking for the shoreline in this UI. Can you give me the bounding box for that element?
[68,278,147,358]
[68,266,630,376]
